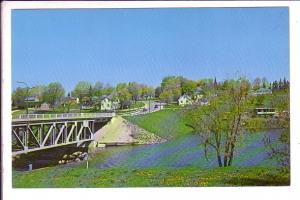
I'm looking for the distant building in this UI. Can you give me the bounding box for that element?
[252,88,272,96]
[81,97,93,110]
[254,108,277,117]
[100,95,120,111]
[193,87,204,102]
[40,102,50,111]
[63,96,78,104]
[25,96,39,103]
[178,94,193,106]
[199,98,209,106]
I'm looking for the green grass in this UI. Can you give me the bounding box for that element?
[12,166,289,188]
[124,109,193,139]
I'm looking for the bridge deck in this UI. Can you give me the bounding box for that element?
[12,113,115,123]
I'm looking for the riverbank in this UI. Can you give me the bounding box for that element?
[94,116,166,146]
[124,109,193,139]
[13,165,289,187]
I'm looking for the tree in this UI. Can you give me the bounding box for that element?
[93,81,104,97]
[262,77,268,88]
[43,82,65,110]
[116,83,132,109]
[63,92,75,113]
[253,77,261,90]
[264,89,290,170]
[72,81,91,112]
[102,83,114,95]
[187,78,252,167]
[160,76,183,102]
[182,80,197,95]
[279,78,283,90]
[159,90,173,103]
[155,86,162,98]
[128,82,142,102]
[272,80,279,91]
[12,87,27,108]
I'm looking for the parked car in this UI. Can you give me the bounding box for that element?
[143,108,147,112]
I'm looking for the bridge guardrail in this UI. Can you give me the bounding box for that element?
[12,113,115,122]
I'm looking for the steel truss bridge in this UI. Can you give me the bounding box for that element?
[12,113,115,156]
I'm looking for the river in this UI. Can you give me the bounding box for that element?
[87,129,282,169]
[13,129,282,171]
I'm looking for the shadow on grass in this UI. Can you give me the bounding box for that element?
[225,174,290,186]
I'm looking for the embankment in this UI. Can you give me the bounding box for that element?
[93,116,166,146]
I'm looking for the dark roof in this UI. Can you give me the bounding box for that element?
[194,87,204,95]
[254,88,272,93]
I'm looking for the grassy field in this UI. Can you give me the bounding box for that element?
[13,165,289,188]
[124,109,193,139]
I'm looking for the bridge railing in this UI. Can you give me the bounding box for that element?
[12,113,115,121]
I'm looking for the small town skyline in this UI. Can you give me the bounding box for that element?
[13,75,290,94]
[12,8,289,92]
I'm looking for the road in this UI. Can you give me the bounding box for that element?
[124,101,166,116]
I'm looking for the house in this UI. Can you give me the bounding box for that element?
[100,95,120,111]
[81,97,93,110]
[178,94,193,106]
[24,96,39,103]
[63,96,79,105]
[252,88,272,96]
[40,102,50,111]
[254,108,277,117]
[193,87,204,102]
[199,98,209,106]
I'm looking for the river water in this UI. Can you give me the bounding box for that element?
[87,129,282,169]
[13,129,282,171]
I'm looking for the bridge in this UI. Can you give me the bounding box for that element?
[12,113,115,156]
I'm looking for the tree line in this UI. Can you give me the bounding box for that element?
[12,76,289,110]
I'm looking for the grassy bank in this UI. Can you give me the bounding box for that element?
[13,165,289,188]
[124,109,193,139]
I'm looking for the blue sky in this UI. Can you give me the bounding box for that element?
[12,8,289,92]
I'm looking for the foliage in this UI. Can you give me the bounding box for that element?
[182,80,197,95]
[72,81,92,110]
[42,82,65,109]
[187,78,252,167]
[159,76,184,102]
[12,87,27,108]
[116,83,132,109]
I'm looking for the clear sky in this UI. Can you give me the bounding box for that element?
[12,8,289,92]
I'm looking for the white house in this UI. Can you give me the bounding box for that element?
[252,88,272,96]
[178,94,193,106]
[101,97,112,110]
[193,87,204,102]
[100,95,120,111]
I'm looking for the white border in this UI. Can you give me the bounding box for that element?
[2,1,300,200]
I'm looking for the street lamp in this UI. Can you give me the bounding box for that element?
[17,81,29,115]
[17,81,30,162]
